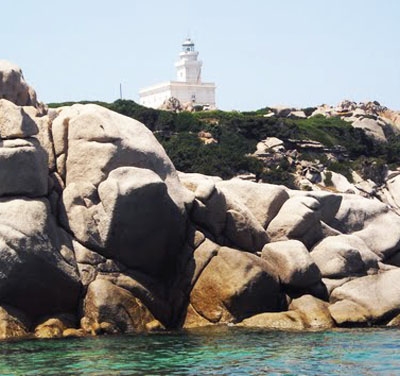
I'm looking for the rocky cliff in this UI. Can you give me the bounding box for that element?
[0,60,400,340]
[254,102,400,214]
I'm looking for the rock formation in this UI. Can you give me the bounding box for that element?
[311,100,400,142]
[252,102,400,215]
[0,61,400,340]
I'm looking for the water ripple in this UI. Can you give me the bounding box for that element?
[0,327,399,375]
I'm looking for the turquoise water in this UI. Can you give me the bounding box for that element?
[0,327,399,375]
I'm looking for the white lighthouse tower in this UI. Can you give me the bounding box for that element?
[139,38,216,109]
[175,38,202,83]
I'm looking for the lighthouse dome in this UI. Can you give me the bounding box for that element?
[182,38,195,52]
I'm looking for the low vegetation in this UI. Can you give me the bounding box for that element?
[48,100,400,187]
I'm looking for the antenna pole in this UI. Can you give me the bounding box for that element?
[120,83,122,99]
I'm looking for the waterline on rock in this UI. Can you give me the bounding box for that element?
[0,327,398,375]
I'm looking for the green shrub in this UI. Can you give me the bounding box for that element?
[352,156,387,185]
[324,171,333,187]
[327,161,354,183]
[48,99,400,187]
[175,112,202,132]
[260,168,296,189]
[159,131,262,180]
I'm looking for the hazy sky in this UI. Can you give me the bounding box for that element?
[2,0,399,110]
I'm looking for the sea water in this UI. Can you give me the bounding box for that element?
[0,326,399,375]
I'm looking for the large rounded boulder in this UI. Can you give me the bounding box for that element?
[184,246,285,326]
[0,198,81,318]
[327,194,400,259]
[266,195,323,248]
[310,234,380,278]
[0,138,47,197]
[262,239,322,289]
[62,167,185,276]
[329,269,400,325]
[82,279,157,334]
[53,104,192,210]
[54,104,192,277]
[0,60,40,108]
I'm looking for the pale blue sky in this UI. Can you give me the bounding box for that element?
[2,0,399,110]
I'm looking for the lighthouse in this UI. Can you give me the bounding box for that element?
[175,38,202,83]
[139,38,216,110]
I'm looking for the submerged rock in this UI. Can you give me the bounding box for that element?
[238,294,334,330]
[34,315,76,339]
[238,311,306,330]
[0,306,30,340]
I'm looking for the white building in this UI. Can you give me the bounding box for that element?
[139,38,216,109]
